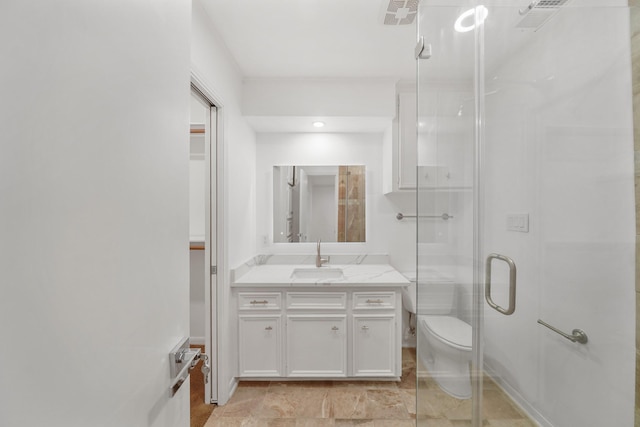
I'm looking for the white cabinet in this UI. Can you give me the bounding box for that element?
[237,291,283,377]
[286,291,348,377]
[385,87,473,193]
[286,292,347,310]
[238,292,281,310]
[352,315,396,377]
[385,91,418,193]
[235,289,401,379]
[238,315,282,377]
[352,291,397,377]
[287,315,347,377]
[352,291,395,310]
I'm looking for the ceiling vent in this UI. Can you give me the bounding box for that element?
[516,0,571,31]
[383,0,418,26]
[532,0,570,8]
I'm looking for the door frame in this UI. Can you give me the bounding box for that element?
[190,71,226,404]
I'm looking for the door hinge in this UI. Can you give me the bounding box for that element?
[415,36,432,60]
[211,266,217,275]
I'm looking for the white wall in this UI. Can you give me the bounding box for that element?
[191,0,257,268]
[189,154,206,240]
[481,6,635,427]
[0,1,192,426]
[189,94,207,241]
[243,78,396,118]
[191,0,257,403]
[255,133,415,272]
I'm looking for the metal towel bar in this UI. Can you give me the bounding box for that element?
[396,212,453,221]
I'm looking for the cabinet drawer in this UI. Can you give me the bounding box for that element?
[353,292,395,310]
[286,292,347,310]
[238,292,281,310]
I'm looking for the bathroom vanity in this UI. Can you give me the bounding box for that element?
[232,258,410,380]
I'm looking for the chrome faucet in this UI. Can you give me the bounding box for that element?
[316,239,329,267]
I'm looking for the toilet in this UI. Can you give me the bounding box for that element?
[402,274,472,399]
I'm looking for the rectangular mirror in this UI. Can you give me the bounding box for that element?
[273,165,365,243]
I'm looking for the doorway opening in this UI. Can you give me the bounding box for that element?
[189,83,219,425]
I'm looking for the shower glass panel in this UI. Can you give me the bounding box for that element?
[416,2,636,426]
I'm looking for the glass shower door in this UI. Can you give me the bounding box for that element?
[416,2,636,426]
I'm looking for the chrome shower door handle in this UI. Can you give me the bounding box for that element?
[485,253,517,315]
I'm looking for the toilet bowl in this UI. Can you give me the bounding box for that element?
[418,314,472,399]
[401,271,472,399]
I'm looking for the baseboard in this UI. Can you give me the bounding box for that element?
[227,377,238,402]
[190,336,205,345]
[483,364,552,427]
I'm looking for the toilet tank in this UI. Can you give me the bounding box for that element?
[401,270,455,315]
[417,281,456,315]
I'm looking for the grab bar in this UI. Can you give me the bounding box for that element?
[537,319,588,344]
[396,212,453,221]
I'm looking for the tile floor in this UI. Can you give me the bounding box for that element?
[204,349,536,427]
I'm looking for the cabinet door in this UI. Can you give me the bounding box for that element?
[286,315,347,377]
[352,314,396,377]
[239,315,282,377]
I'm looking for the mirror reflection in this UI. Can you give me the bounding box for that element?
[273,165,366,243]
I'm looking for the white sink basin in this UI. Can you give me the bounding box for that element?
[291,267,344,280]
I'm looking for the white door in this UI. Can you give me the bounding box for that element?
[0,1,192,426]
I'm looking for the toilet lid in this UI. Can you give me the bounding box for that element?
[420,315,472,349]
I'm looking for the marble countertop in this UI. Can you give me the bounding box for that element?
[232,263,411,287]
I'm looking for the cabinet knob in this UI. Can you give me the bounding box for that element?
[331,326,339,331]
[361,325,369,330]
[265,326,273,331]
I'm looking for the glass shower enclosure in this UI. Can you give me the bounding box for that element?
[415,1,636,426]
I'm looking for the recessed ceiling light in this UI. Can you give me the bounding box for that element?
[454,6,488,33]
[312,121,325,128]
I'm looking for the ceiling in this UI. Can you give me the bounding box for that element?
[197,0,562,133]
[200,0,417,80]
